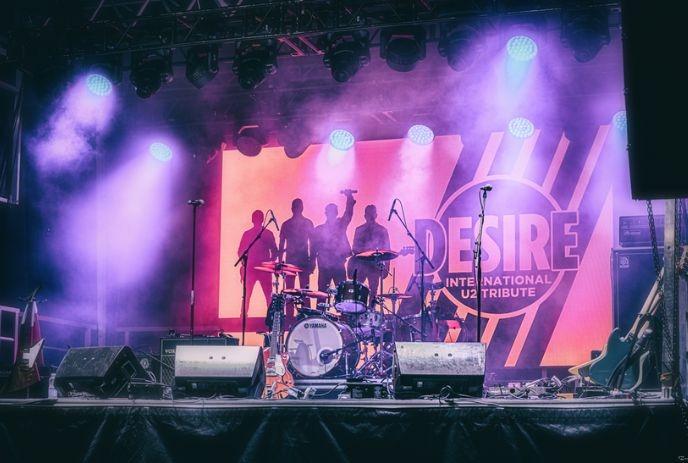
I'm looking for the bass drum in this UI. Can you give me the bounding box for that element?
[286,316,360,378]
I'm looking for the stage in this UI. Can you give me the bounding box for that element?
[0,397,685,462]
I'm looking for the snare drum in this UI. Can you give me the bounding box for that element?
[334,280,370,314]
[286,316,360,378]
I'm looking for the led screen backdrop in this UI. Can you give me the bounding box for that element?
[218,123,625,371]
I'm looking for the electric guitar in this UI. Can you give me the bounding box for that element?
[570,246,688,390]
[262,294,293,398]
[3,287,45,394]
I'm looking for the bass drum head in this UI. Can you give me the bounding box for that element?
[286,317,359,378]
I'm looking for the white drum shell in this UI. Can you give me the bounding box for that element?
[286,317,358,378]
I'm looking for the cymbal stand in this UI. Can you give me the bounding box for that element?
[375,256,390,375]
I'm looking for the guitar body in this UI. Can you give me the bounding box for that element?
[262,294,294,398]
[262,347,293,399]
[585,328,632,386]
[578,327,658,390]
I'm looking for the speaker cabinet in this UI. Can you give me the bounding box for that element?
[393,342,485,399]
[621,0,688,198]
[612,248,660,334]
[159,336,238,386]
[174,345,264,398]
[55,346,148,398]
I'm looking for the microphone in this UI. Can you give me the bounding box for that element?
[187,199,205,206]
[480,184,493,191]
[268,210,280,231]
[340,189,358,195]
[319,349,334,363]
[387,198,397,221]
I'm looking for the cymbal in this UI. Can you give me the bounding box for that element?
[254,265,298,276]
[282,288,329,299]
[354,249,399,262]
[379,292,412,300]
[255,261,303,274]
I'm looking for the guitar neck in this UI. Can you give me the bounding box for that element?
[269,308,281,360]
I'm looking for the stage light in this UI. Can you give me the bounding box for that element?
[508,117,535,139]
[507,35,538,62]
[438,25,480,72]
[407,125,434,145]
[130,51,173,99]
[235,126,267,157]
[380,27,426,72]
[87,57,123,90]
[149,142,173,162]
[232,41,277,90]
[561,8,610,63]
[85,73,113,96]
[186,45,219,89]
[278,125,311,159]
[329,129,355,151]
[613,111,627,132]
[323,32,370,83]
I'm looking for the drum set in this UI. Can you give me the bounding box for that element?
[256,249,449,381]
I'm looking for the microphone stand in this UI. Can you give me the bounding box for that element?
[234,217,276,346]
[474,189,489,342]
[188,201,202,338]
[390,204,434,341]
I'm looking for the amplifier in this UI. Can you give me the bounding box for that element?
[611,248,660,334]
[619,215,663,248]
[159,336,238,386]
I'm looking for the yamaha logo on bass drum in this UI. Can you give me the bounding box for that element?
[303,322,328,329]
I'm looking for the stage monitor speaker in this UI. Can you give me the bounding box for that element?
[612,248,659,335]
[393,342,485,399]
[160,336,238,386]
[621,0,688,199]
[55,346,148,398]
[174,345,264,398]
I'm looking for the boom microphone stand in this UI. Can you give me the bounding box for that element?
[187,199,204,338]
[389,199,434,340]
[474,185,491,342]
[234,213,278,345]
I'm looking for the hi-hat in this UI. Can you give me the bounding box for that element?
[254,261,303,275]
[283,288,329,300]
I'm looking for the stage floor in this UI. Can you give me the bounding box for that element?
[0,397,686,462]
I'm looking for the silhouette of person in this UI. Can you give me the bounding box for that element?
[279,198,315,326]
[237,210,278,314]
[279,198,315,290]
[349,205,391,300]
[312,191,356,291]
